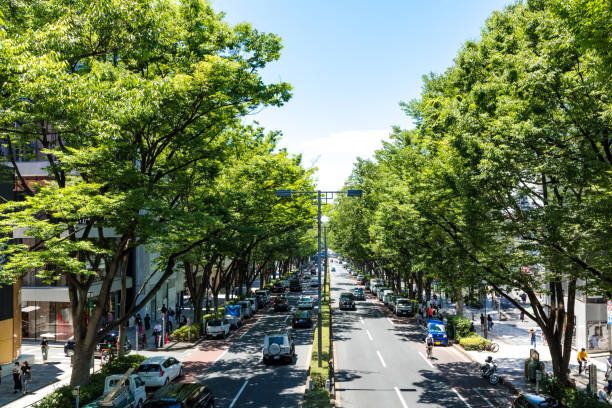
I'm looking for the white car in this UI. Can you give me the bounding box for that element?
[137,356,182,387]
[298,296,314,310]
[206,318,231,339]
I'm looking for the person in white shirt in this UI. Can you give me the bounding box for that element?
[599,387,611,404]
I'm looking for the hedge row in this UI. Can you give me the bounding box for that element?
[35,354,147,408]
[458,334,490,350]
[541,375,610,408]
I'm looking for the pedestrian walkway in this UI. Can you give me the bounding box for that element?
[444,299,610,396]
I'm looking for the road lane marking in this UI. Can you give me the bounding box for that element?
[376,350,387,367]
[473,388,495,408]
[212,348,229,364]
[418,351,435,368]
[394,386,409,408]
[452,388,472,408]
[229,380,249,408]
[366,330,373,341]
[387,317,395,325]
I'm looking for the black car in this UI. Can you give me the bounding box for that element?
[292,310,313,328]
[339,292,356,310]
[94,330,132,358]
[144,382,214,408]
[289,279,302,292]
[271,281,285,293]
[273,295,289,312]
[256,294,266,308]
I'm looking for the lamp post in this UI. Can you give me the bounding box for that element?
[276,189,362,367]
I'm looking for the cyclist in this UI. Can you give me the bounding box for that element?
[425,333,434,358]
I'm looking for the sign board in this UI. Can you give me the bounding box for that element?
[607,300,612,325]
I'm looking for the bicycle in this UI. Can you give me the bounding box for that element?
[478,340,499,352]
[426,344,433,359]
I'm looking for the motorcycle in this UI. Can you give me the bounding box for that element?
[478,357,501,385]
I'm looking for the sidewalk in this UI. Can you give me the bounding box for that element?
[444,299,610,396]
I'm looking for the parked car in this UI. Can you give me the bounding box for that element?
[297,295,314,310]
[137,356,182,387]
[339,292,356,310]
[289,279,302,292]
[273,294,290,312]
[262,330,295,364]
[206,318,230,339]
[331,267,336,272]
[378,287,390,300]
[292,310,313,328]
[83,374,146,408]
[255,289,270,304]
[394,298,415,316]
[310,279,319,287]
[238,300,253,318]
[353,287,365,300]
[94,330,132,358]
[144,382,215,408]
[246,297,259,313]
[365,281,371,291]
[425,319,448,346]
[383,291,395,306]
[255,294,266,308]
[511,393,567,407]
[224,314,242,330]
[356,274,365,283]
[388,295,398,309]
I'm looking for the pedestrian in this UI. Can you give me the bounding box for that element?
[605,351,612,391]
[181,315,187,327]
[487,314,493,332]
[521,293,527,303]
[153,321,162,348]
[20,361,31,395]
[480,314,485,329]
[12,362,21,393]
[469,322,475,333]
[161,304,168,315]
[577,348,588,375]
[40,338,49,362]
[136,313,142,327]
[529,328,537,349]
[144,313,151,330]
[167,313,173,333]
[520,310,525,322]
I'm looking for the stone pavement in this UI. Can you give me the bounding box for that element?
[443,298,610,396]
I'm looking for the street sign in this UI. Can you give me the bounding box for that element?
[607,300,612,324]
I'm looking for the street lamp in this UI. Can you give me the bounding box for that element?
[276,189,362,368]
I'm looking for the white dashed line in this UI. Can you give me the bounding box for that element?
[452,388,472,407]
[376,350,387,368]
[473,388,495,408]
[387,317,394,325]
[229,380,249,408]
[359,317,365,324]
[418,351,435,368]
[212,348,229,364]
[395,386,409,408]
[366,330,373,341]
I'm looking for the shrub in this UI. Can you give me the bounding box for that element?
[101,354,147,376]
[170,322,203,341]
[458,334,489,350]
[35,373,106,408]
[446,314,472,339]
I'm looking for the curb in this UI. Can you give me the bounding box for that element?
[451,344,522,395]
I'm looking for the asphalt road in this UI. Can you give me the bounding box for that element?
[332,262,517,408]
[197,275,318,408]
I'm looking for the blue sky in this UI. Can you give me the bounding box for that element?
[212,0,511,190]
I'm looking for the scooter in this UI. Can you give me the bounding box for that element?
[478,356,501,385]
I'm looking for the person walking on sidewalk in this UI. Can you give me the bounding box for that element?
[480,314,485,330]
[487,314,493,332]
[577,348,588,375]
[20,361,31,395]
[144,313,151,330]
[529,328,537,349]
[605,352,612,391]
[12,362,21,393]
[520,310,525,322]
[40,338,49,362]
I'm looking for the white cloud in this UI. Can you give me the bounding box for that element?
[292,129,390,191]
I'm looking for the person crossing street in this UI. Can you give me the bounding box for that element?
[577,348,588,375]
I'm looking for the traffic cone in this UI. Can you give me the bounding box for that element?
[165,332,169,344]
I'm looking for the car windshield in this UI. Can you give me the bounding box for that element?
[397,300,409,305]
[138,364,160,372]
[268,335,285,345]
[208,319,222,326]
[301,297,311,302]
[428,323,445,332]
[341,293,355,300]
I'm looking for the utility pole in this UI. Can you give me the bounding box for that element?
[324,225,328,302]
[276,189,362,367]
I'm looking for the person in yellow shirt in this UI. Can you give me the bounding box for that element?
[577,348,588,375]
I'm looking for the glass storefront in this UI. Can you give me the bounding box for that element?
[21,300,73,342]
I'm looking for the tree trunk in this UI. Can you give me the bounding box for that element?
[456,287,464,316]
[117,253,129,357]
